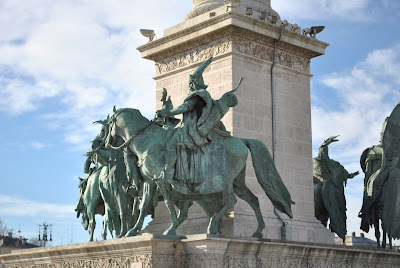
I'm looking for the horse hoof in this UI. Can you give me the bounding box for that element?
[163,229,176,236]
[207,225,218,235]
[125,229,138,237]
[251,231,263,238]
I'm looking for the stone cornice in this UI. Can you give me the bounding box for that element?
[2,234,400,268]
[0,234,181,265]
[137,12,329,60]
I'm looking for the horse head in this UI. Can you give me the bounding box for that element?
[105,106,151,150]
[93,116,110,142]
[105,106,124,150]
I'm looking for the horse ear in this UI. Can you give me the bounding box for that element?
[113,105,117,114]
[79,177,84,181]
[107,114,110,120]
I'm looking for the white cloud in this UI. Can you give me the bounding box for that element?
[313,43,400,161]
[0,194,74,218]
[0,0,192,149]
[271,0,386,22]
[0,77,60,114]
[30,141,49,150]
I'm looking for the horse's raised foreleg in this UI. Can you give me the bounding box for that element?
[233,167,265,238]
[125,181,156,237]
[158,182,178,236]
[208,187,237,235]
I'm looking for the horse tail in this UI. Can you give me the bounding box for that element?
[242,138,295,218]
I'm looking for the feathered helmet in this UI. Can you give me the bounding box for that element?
[189,57,213,89]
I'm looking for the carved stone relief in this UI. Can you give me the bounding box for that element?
[4,255,155,268]
[154,29,312,75]
[155,37,232,75]
[3,251,400,268]
[232,35,310,73]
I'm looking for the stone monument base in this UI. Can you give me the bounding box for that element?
[1,234,400,268]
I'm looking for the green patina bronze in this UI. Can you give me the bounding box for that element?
[102,57,295,238]
[358,118,386,248]
[360,102,400,249]
[76,58,295,239]
[76,119,141,241]
[313,136,359,240]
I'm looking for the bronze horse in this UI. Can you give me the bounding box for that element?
[105,107,294,237]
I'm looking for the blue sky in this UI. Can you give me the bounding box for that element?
[0,0,399,245]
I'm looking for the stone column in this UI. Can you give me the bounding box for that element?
[139,0,334,243]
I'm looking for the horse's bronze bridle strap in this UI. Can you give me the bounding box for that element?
[108,135,134,150]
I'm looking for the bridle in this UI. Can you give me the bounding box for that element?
[106,109,155,151]
[106,110,136,151]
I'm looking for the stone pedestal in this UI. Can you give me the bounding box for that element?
[1,235,400,268]
[138,1,333,243]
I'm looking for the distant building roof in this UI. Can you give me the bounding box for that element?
[0,235,38,249]
[335,232,376,248]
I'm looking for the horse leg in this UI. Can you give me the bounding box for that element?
[125,182,156,237]
[117,192,129,237]
[113,208,121,238]
[382,229,387,249]
[101,215,107,240]
[175,201,193,229]
[208,186,237,235]
[158,182,179,236]
[88,212,96,242]
[374,216,380,248]
[233,167,265,238]
[131,196,140,229]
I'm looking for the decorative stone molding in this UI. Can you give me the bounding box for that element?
[155,36,232,75]
[2,235,400,268]
[231,29,311,73]
[153,28,312,75]
[138,12,328,62]
[3,254,183,268]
